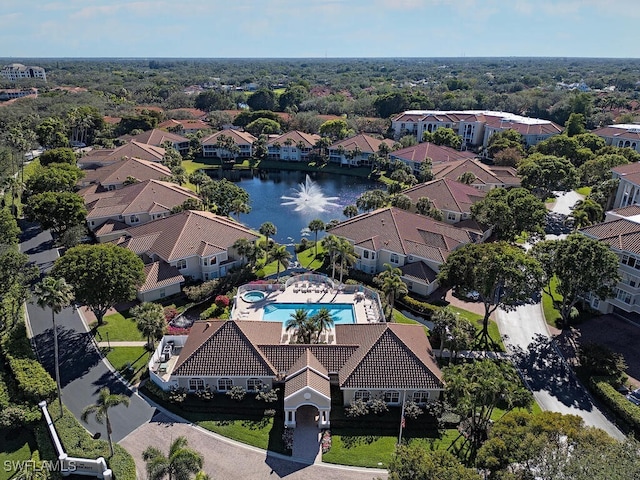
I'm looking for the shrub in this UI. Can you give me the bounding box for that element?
[183,279,219,303]
[398,295,440,319]
[368,398,389,415]
[167,326,190,335]
[321,429,332,454]
[0,405,31,429]
[256,387,279,403]
[282,427,294,451]
[579,343,628,383]
[345,399,369,418]
[163,306,180,323]
[168,386,187,404]
[226,386,247,401]
[215,295,230,308]
[590,377,640,434]
[194,387,215,401]
[403,401,424,420]
[263,409,276,418]
[142,380,170,402]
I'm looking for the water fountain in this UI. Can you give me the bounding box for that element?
[281,174,341,213]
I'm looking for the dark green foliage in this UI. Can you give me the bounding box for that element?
[25,191,87,235]
[590,379,640,435]
[578,343,627,382]
[25,163,84,194]
[518,154,579,196]
[0,208,20,246]
[114,111,161,136]
[246,88,276,111]
[200,179,250,216]
[38,147,76,166]
[233,110,281,128]
[388,446,481,480]
[194,90,235,111]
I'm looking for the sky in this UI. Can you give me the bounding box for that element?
[2,0,639,58]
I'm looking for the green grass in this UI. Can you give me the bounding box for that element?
[447,306,505,352]
[90,310,144,342]
[0,429,38,480]
[104,346,149,384]
[297,244,325,270]
[196,415,276,450]
[392,310,420,325]
[575,186,592,196]
[542,276,562,327]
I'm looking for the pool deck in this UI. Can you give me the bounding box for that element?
[233,282,382,343]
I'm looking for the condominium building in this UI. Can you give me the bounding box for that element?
[1,63,47,82]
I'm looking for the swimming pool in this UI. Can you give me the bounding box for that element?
[242,290,266,303]
[262,303,355,324]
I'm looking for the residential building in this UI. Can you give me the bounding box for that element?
[267,131,320,161]
[149,319,444,428]
[328,207,482,296]
[391,110,561,149]
[157,119,211,135]
[1,63,46,82]
[611,162,640,209]
[114,210,259,299]
[78,141,165,169]
[580,218,640,315]
[78,157,172,190]
[0,88,37,101]
[431,158,520,191]
[80,179,200,242]
[402,178,487,225]
[328,134,395,167]
[120,129,190,156]
[201,130,257,159]
[389,142,477,175]
[592,124,640,153]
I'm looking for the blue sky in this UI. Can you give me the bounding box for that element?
[2,0,638,58]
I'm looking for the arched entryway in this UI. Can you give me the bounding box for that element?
[284,400,331,428]
[290,405,323,464]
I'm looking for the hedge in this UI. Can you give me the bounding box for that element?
[1,323,56,402]
[46,401,137,480]
[590,377,640,434]
[0,370,9,409]
[397,295,440,319]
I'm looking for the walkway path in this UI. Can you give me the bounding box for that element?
[495,302,625,440]
[549,190,585,215]
[96,341,147,348]
[120,409,387,480]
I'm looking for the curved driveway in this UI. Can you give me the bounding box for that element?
[496,303,625,440]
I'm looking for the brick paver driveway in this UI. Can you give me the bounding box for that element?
[120,411,387,480]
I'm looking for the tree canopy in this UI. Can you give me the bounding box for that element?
[518,153,579,196]
[52,243,145,325]
[200,179,250,217]
[25,191,87,236]
[470,187,547,242]
[437,242,543,348]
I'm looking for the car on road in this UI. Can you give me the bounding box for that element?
[626,388,640,406]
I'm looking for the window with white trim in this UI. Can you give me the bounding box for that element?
[383,391,400,404]
[354,390,370,402]
[413,391,429,404]
[247,378,262,392]
[363,250,369,259]
[176,259,187,270]
[447,212,457,221]
[390,253,399,264]
[130,215,140,223]
[217,378,233,392]
[189,378,204,391]
[615,288,632,304]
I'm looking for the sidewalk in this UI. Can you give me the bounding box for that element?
[96,341,147,348]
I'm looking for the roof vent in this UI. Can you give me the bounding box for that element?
[204,322,211,330]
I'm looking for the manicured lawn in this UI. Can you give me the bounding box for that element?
[297,244,325,270]
[196,415,276,451]
[0,429,38,480]
[392,310,420,325]
[542,276,562,327]
[105,346,149,384]
[575,186,592,196]
[90,310,145,342]
[447,305,505,352]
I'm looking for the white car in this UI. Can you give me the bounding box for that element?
[626,388,640,406]
[465,290,480,301]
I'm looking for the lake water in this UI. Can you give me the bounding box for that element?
[224,169,381,245]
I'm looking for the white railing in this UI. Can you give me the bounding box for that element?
[38,401,112,479]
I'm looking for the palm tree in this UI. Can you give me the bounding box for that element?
[131,302,166,350]
[336,238,357,283]
[321,234,341,280]
[343,204,359,218]
[308,219,325,258]
[34,276,74,415]
[310,308,334,343]
[431,307,457,359]
[285,309,312,344]
[381,274,408,313]
[143,436,204,480]
[81,387,130,456]
[232,237,252,266]
[269,244,291,280]
[259,222,277,250]
[230,198,251,221]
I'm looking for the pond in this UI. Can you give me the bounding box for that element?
[217,169,381,245]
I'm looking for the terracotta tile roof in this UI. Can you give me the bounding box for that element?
[484,116,562,136]
[592,125,640,141]
[431,159,520,188]
[172,320,278,377]
[79,157,171,188]
[267,130,320,148]
[580,219,640,255]
[327,207,479,264]
[609,205,640,217]
[117,210,258,263]
[329,134,394,154]
[399,261,438,284]
[402,178,486,214]
[336,323,443,389]
[140,261,184,293]
[82,179,199,221]
[612,162,640,176]
[288,349,328,377]
[259,344,358,374]
[120,128,189,147]
[158,119,210,131]
[78,141,165,166]
[201,129,257,146]
[167,108,208,120]
[284,366,331,399]
[390,142,477,165]
[93,218,129,236]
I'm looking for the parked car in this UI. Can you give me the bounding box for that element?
[465,290,480,301]
[626,388,640,406]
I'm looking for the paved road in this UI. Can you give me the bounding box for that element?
[19,222,155,442]
[496,303,625,440]
[550,190,585,215]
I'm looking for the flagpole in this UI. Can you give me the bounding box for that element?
[398,390,407,445]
